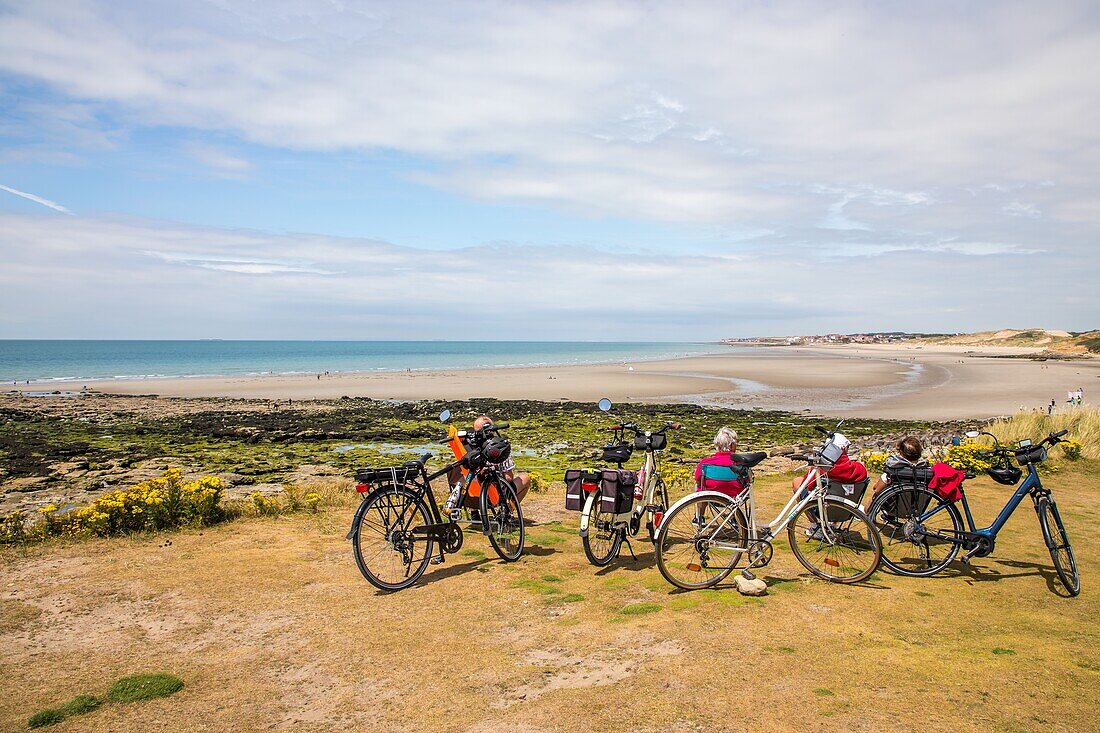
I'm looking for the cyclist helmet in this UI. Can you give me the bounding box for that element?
[987,464,1022,486]
[484,436,512,464]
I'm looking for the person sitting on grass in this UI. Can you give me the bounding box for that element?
[859,436,925,513]
[445,415,530,513]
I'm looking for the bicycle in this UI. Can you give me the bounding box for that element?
[868,429,1079,596]
[575,398,678,566]
[346,410,524,591]
[655,425,883,589]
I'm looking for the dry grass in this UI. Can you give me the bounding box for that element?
[986,406,1100,458]
[2,465,1098,733]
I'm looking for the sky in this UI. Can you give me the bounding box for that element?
[0,0,1097,340]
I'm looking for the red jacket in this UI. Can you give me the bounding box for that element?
[802,453,868,486]
[929,462,965,502]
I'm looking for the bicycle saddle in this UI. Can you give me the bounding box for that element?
[731,451,768,468]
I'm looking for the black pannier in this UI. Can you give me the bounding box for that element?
[599,469,638,515]
[564,468,601,511]
[601,442,633,464]
[355,465,420,485]
[880,462,934,517]
[634,432,667,451]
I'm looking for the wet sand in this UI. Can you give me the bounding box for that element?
[23,344,1097,421]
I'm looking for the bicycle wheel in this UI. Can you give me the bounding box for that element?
[655,493,747,590]
[582,491,623,566]
[1037,496,1080,596]
[870,485,962,576]
[481,479,524,562]
[352,485,435,591]
[787,497,881,583]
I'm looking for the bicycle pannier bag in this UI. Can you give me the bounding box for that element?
[599,469,638,515]
[564,468,601,511]
[634,432,667,451]
[824,479,869,521]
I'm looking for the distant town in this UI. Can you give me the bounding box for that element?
[723,332,949,346]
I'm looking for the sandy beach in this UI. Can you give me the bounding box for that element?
[27,344,1097,420]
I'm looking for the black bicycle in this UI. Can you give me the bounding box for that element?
[869,429,1079,596]
[346,410,524,591]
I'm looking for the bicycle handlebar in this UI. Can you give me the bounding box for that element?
[813,426,831,437]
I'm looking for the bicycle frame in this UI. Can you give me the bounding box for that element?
[911,462,1045,544]
[669,464,861,553]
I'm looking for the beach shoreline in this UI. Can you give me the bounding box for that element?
[14,343,1096,421]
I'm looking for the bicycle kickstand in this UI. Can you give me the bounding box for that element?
[620,533,638,562]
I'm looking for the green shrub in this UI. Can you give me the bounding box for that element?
[1,470,224,544]
[1060,439,1083,461]
[27,709,64,728]
[58,695,101,716]
[107,673,184,703]
[944,442,994,472]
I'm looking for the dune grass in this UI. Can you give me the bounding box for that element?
[2,465,1098,732]
[986,406,1100,458]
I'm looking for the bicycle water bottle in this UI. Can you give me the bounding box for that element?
[443,483,462,512]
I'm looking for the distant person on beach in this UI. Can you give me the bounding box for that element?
[694,427,748,498]
[860,436,926,513]
[1048,399,1056,415]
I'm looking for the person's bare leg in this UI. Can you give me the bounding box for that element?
[512,473,531,503]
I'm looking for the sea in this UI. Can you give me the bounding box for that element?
[0,340,725,384]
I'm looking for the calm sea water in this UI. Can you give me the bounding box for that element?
[0,341,723,384]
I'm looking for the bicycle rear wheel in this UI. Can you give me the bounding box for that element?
[787,497,881,583]
[870,485,962,576]
[655,494,747,590]
[1037,496,1080,596]
[352,485,435,591]
[481,479,524,561]
[582,491,622,566]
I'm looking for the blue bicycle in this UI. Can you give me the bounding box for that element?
[869,430,1080,596]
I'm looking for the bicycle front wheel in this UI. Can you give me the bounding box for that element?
[481,479,525,562]
[582,491,622,566]
[1038,496,1080,596]
[870,485,962,577]
[655,493,747,590]
[788,497,881,583]
[352,485,435,592]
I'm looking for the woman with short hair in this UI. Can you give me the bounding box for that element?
[694,427,748,498]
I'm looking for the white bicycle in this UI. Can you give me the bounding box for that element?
[578,398,677,565]
[655,426,883,589]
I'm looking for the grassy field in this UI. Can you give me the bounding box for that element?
[2,461,1097,733]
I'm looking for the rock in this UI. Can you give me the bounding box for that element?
[733,575,768,596]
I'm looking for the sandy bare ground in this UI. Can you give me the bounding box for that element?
[2,467,1097,733]
[28,344,1098,420]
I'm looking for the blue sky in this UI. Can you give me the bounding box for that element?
[1,1,1097,339]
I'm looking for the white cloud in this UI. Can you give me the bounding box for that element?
[0,183,72,214]
[0,213,1089,339]
[183,142,252,177]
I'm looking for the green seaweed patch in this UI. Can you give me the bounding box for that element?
[107,673,184,703]
[618,602,662,615]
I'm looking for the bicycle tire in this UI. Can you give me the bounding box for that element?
[655,493,747,590]
[1037,496,1080,596]
[870,485,963,577]
[582,490,622,566]
[352,485,435,592]
[787,497,881,584]
[481,479,524,562]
